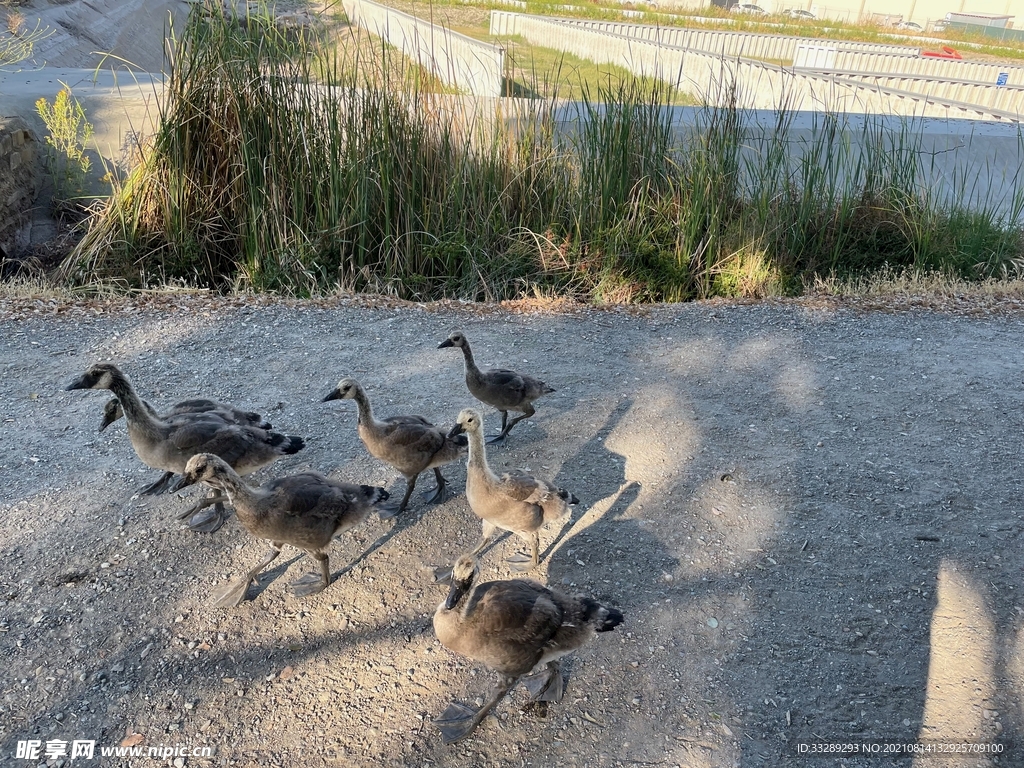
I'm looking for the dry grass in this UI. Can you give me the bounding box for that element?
[0,274,137,301]
[809,268,1024,300]
[5,8,23,35]
[10,266,1024,314]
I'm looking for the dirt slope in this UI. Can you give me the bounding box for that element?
[13,0,194,72]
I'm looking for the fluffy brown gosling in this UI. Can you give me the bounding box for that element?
[438,331,554,444]
[432,554,623,744]
[321,377,467,517]
[180,453,389,607]
[447,408,577,571]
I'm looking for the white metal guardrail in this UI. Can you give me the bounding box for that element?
[491,13,1020,121]
[796,49,1024,85]
[490,12,919,59]
[816,72,1024,115]
[558,17,919,59]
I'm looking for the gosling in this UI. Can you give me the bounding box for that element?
[322,377,467,517]
[180,453,389,607]
[447,408,577,571]
[98,397,273,495]
[66,362,304,532]
[438,331,554,443]
[432,553,623,743]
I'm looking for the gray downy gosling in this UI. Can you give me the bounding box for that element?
[67,362,304,533]
[180,453,389,607]
[321,377,467,517]
[438,331,554,444]
[432,553,623,743]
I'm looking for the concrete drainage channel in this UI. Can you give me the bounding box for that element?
[489,11,1024,121]
[343,0,506,97]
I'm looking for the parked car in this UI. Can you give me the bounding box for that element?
[896,20,924,31]
[783,8,816,19]
[931,20,948,32]
[730,3,768,14]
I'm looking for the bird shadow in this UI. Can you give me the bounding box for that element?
[242,552,304,601]
[542,479,642,565]
[329,506,426,581]
[543,396,635,559]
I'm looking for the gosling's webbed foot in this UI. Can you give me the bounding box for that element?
[187,506,226,533]
[522,666,563,702]
[433,702,487,744]
[543,672,564,702]
[485,433,508,445]
[291,572,328,597]
[419,559,452,583]
[506,552,535,572]
[176,493,228,520]
[375,502,405,520]
[212,577,253,609]
[167,474,190,493]
[139,471,175,496]
[421,483,446,504]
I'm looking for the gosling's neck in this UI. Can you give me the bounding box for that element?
[210,470,261,512]
[459,342,481,378]
[106,373,161,435]
[466,429,497,481]
[351,388,378,430]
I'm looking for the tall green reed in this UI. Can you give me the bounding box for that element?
[62,2,1024,300]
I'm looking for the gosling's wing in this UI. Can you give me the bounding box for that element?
[379,415,447,453]
[468,580,563,647]
[497,471,551,505]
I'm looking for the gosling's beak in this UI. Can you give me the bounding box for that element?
[438,339,454,349]
[321,388,342,402]
[446,422,466,439]
[444,579,469,610]
[98,413,116,432]
[65,375,90,391]
[178,470,199,489]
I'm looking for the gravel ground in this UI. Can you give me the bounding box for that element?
[0,293,1022,767]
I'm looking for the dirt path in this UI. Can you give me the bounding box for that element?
[0,295,1021,767]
